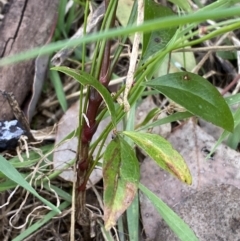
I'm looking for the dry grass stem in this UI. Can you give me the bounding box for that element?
[123,0,144,112]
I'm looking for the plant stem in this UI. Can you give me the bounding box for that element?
[75,0,117,227]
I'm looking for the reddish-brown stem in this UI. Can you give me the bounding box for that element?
[75,0,117,226]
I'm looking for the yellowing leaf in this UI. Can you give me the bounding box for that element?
[123,131,192,184]
[103,136,140,230]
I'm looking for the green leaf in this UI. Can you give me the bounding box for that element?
[0,178,19,192]
[51,66,116,126]
[135,107,160,129]
[142,1,177,62]
[103,136,140,230]
[143,72,234,132]
[227,122,240,150]
[0,155,60,213]
[139,183,199,241]
[208,108,240,158]
[116,0,134,28]
[123,131,192,184]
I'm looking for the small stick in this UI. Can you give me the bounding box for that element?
[123,0,144,112]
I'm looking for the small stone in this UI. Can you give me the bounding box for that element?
[0,120,26,151]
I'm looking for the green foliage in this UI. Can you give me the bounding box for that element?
[0,155,60,213]
[123,131,192,184]
[142,0,177,62]
[49,70,68,112]
[103,136,139,230]
[52,66,116,126]
[0,6,240,66]
[1,0,240,240]
[143,72,234,132]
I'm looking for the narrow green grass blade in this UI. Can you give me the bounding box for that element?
[56,0,68,38]
[117,216,125,241]
[127,194,139,241]
[9,144,54,168]
[43,183,72,203]
[227,123,240,150]
[139,183,199,241]
[0,155,60,213]
[49,70,68,112]
[137,111,193,131]
[0,178,22,191]
[208,108,240,158]
[1,7,240,66]
[98,221,115,241]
